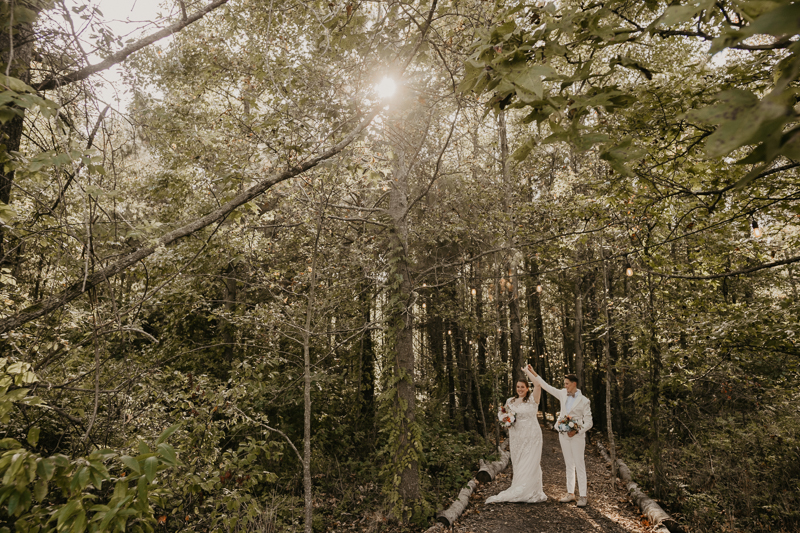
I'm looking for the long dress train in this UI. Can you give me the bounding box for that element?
[485,397,547,503]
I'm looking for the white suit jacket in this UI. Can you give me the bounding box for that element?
[524,368,593,436]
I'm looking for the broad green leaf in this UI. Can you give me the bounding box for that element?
[33,478,47,502]
[143,456,158,482]
[120,455,140,474]
[156,423,181,445]
[26,427,39,447]
[156,443,177,466]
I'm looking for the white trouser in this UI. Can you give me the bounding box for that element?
[559,432,587,497]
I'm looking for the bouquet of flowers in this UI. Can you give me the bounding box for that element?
[498,404,516,428]
[557,414,582,434]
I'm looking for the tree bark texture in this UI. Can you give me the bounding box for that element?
[435,479,478,527]
[475,263,486,375]
[445,321,456,423]
[454,325,471,432]
[475,441,510,483]
[574,279,584,389]
[525,258,548,414]
[647,273,664,498]
[387,145,420,508]
[0,14,35,264]
[302,213,324,533]
[508,269,524,384]
[358,281,375,421]
[428,306,445,399]
[600,247,617,479]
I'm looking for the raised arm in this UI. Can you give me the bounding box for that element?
[524,365,561,398]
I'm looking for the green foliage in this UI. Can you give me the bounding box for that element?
[0,362,179,533]
[462,0,800,180]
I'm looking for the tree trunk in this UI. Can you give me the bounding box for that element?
[508,268,524,384]
[358,281,375,422]
[475,262,486,375]
[497,109,523,386]
[600,246,617,479]
[496,264,509,396]
[647,273,664,498]
[302,211,324,533]
[386,146,420,512]
[455,324,471,432]
[526,258,548,414]
[574,279,584,389]
[428,304,446,399]
[0,16,36,265]
[445,321,457,423]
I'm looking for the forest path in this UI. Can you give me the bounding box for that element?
[452,426,650,533]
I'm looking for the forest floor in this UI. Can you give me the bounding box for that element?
[448,427,651,533]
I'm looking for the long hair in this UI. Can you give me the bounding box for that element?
[515,379,532,403]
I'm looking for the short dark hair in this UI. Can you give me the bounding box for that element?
[565,373,579,384]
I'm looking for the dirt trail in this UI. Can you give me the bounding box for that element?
[451,425,650,533]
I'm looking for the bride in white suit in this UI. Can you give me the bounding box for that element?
[524,364,593,508]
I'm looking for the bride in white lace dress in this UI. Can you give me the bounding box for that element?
[486,376,547,504]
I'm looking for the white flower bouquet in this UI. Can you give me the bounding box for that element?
[498,404,516,428]
[557,414,582,434]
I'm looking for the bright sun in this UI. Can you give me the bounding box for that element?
[376,76,397,98]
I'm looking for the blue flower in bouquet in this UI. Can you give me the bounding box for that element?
[557,414,581,433]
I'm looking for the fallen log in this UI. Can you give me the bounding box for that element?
[432,442,510,528]
[476,441,510,483]
[423,522,445,533]
[436,479,478,527]
[596,441,685,533]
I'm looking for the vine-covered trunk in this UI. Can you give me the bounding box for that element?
[385,146,420,515]
[0,16,35,265]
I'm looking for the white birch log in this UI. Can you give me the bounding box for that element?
[476,441,510,484]
[596,441,685,533]
[436,479,478,527]
[423,522,445,533]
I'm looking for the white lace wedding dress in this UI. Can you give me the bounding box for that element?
[485,397,547,504]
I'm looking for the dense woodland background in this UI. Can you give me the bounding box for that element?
[0,0,799,532]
